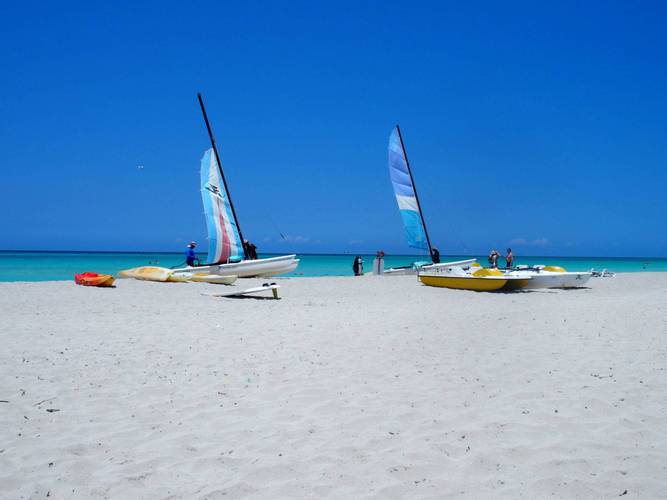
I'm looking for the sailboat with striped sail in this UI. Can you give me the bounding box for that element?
[384,125,474,275]
[172,94,299,278]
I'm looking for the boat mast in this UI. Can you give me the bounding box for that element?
[395,124,435,260]
[197,92,249,260]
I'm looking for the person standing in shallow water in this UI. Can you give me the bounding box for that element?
[505,248,514,269]
[352,255,363,276]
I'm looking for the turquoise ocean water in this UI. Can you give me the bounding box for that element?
[0,251,665,281]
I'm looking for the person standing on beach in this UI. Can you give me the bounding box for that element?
[505,248,514,268]
[488,249,499,268]
[431,247,440,264]
[373,250,385,275]
[352,256,363,276]
[248,241,258,260]
[243,240,258,260]
[186,242,199,267]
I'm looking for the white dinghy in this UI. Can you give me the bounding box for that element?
[383,258,477,276]
[504,265,592,289]
[173,254,299,278]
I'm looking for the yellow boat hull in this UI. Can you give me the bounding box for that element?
[502,278,532,290]
[419,274,508,291]
[118,266,173,282]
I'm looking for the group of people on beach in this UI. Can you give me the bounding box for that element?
[189,241,513,274]
[352,247,441,276]
[243,240,258,260]
[352,247,514,276]
[488,248,513,269]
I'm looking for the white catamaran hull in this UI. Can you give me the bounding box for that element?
[384,259,477,276]
[506,270,592,289]
[173,254,299,278]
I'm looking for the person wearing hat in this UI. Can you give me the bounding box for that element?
[186,241,199,267]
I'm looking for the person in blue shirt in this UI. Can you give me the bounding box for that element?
[186,241,199,266]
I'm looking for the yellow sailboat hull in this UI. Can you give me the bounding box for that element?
[118,266,173,282]
[419,274,509,291]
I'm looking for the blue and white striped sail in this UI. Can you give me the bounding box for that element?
[200,149,244,264]
[388,127,429,250]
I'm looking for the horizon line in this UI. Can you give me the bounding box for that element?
[0,249,664,260]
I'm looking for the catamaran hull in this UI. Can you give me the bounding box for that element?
[505,271,592,289]
[173,254,299,278]
[384,259,477,275]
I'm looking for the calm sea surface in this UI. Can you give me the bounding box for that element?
[0,251,665,281]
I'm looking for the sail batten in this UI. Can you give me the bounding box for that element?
[388,126,430,251]
[200,149,244,264]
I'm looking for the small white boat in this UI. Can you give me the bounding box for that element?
[504,266,592,289]
[384,258,477,275]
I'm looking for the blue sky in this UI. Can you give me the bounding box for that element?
[1,1,665,257]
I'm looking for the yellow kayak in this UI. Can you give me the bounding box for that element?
[418,268,521,292]
[119,266,237,285]
[419,273,509,291]
[118,266,174,282]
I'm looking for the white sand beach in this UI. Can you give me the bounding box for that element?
[1,274,666,499]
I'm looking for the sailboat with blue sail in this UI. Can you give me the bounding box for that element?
[384,125,474,275]
[172,94,299,278]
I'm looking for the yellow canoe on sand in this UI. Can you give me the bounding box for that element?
[418,268,523,292]
[119,266,173,282]
[119,266,237,285]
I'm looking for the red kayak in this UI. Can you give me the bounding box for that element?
[75,272,115,287]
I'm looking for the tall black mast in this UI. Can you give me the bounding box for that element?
[197,93,248,260]
[395,124,435,261]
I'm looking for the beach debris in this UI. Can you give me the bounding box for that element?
[33,398,56,407]
[46,408,60,413]
[591,268,616,277]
